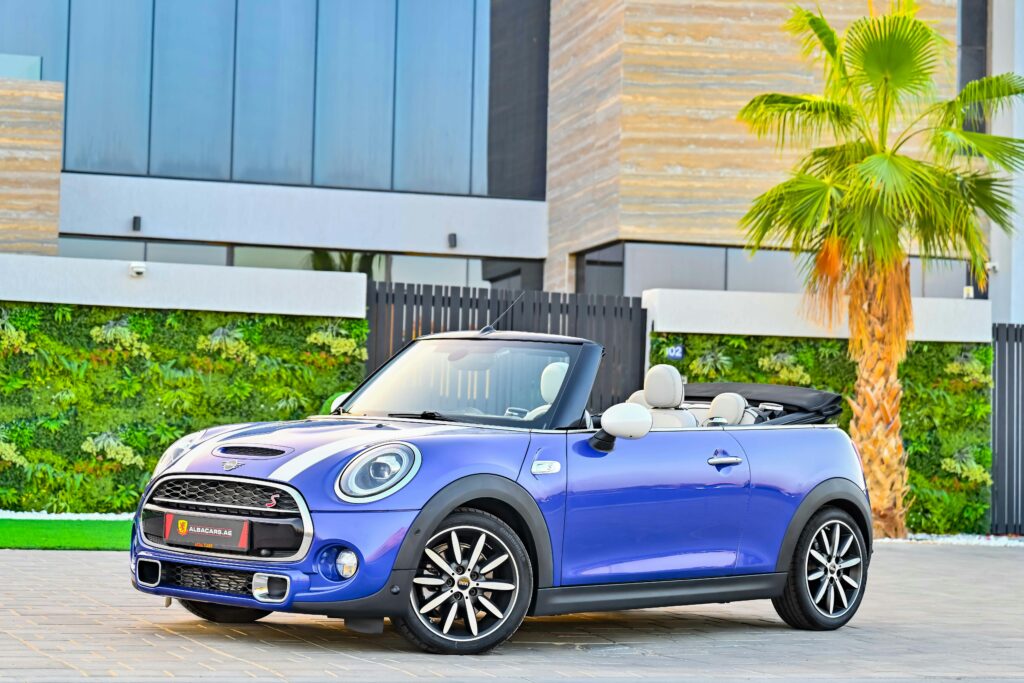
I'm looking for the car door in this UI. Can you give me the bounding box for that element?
[560,429,751,585]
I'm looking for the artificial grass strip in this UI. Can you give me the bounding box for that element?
[0,519,132,550]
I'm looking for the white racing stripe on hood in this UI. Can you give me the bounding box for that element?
[267,423,453,483]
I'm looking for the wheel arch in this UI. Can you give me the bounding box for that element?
[393,474,554,589]
[774,477,873,573]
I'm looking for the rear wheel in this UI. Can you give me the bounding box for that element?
[393,508,533,654]
[179,599,271,624]
[773,507,867,630]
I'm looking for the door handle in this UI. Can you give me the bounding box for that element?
[707,455,743,467]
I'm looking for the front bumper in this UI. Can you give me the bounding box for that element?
[130,508,419,617]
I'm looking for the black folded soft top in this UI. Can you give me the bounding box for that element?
[683,382,844,419]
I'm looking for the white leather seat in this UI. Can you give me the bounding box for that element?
[524,362,569,420]
[704,392,748,426]
[643,365,697,429]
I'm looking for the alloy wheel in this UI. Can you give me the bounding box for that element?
[804,519,863,618]
[410,524,519,642]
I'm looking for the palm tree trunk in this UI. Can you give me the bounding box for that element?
[848,282,908,538]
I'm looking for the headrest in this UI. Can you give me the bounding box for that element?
[644,364,684,409]
[627,389,650,408]
[707,392,747,425]
[540,362,569,403]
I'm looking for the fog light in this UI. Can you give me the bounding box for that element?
[336,550,358,579]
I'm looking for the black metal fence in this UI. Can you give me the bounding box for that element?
[993,323,1023,534]
[366,282,647,411]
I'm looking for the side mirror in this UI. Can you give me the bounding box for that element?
[589,402,653,452]
[329,392,351,414]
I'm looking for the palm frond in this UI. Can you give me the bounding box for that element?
[930,128,1024,172]
[738,94,859,147]
[936,73,1024,129]
[850,152,938,215]
[784,6,847,95]
[742,173,840,251]
[799,141,875,176]
[843,12,942,112]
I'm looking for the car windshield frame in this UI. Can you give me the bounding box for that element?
[340,337,590,430]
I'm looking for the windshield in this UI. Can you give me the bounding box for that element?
[341,338,581,429]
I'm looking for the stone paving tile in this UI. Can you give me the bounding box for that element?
[0,544,1022,681]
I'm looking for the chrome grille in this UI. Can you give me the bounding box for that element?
[161,562,253,597]
[151,478,299,512]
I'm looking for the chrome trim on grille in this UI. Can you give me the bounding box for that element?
[149,497,298,515]
[139,474,313,563]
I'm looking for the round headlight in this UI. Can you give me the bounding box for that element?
[153,431,205,477]
[337,443,421,503]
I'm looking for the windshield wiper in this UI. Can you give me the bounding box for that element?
[387,411,458,422]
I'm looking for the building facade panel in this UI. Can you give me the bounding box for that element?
[64,0,153,175]
[392,0,476,194]
[149,0,236,180]
[0,0,68,82]
[232,0,317,185]
[314,0,397,190]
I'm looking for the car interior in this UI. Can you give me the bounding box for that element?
[625,364,777,428]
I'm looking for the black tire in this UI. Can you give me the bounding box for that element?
[773,506,868,630]
[179,599,271,624]
[393,508,534,654]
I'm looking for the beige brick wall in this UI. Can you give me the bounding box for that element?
[0,78,62,255]
[546,0,959,290]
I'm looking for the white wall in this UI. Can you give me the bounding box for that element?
[642,288,992,343]
[989,1,1024,324]
[0,253,367,318]
[59,173,549,260]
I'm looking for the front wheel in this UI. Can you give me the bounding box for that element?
[393,508,534,654]
[179,599,271,624]
[772,507,868,630]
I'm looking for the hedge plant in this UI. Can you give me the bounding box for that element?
[0,301,367,513]
[650,333,992,534]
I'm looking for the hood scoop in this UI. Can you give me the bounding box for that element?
[215,445,289,457]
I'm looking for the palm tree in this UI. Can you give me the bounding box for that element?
[738,2,1024,537]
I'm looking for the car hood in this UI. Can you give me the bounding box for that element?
[161,416,508,484]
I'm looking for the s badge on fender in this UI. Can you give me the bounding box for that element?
[222,459,244,471]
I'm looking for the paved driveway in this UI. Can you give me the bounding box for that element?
[0,543,1022,681]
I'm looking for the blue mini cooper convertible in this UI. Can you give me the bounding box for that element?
[131,330,871,654]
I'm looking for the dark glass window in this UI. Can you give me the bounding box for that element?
[576,244,625,296]
[959,0,988,133]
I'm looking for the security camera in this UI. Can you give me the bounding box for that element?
[985,261,999,274]
[128,262,146,278]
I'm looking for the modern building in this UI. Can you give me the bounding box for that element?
[0,0,1021,322]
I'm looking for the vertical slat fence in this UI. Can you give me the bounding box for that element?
[993,323,1023,534]
[365,283,647,412]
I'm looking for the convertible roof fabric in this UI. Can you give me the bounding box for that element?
[683,382,843,418]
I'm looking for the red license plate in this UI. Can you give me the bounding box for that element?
[163,513,250,551]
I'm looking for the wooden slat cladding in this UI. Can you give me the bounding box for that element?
[546,0,958,287]
[0,78,62,255]
[545,0,626,291]
[366,283,647,412]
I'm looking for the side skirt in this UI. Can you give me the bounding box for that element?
[530,573,787,617]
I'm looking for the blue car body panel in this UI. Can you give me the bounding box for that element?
[130,336,869,619]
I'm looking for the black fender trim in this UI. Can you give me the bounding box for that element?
[291,475,554,619]
[532,573,787,617]
[774,477,873,573]
[391,474,554,587]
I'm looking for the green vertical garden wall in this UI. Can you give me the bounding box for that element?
[0,302,367,513]
[650,333,993,534]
